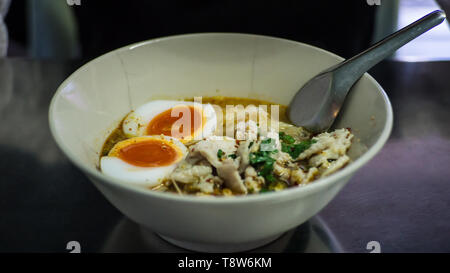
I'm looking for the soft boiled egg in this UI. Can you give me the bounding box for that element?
[100,135,188,187]
[122,100,217,142]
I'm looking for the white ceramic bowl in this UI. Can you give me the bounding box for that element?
[49,33,393,252]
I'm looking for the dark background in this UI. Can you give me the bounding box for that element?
[6,0,377,59]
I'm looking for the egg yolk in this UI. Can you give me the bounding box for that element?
[118,139,179,167]
[147,105,203,139]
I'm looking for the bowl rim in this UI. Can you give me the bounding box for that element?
[49,32,393,204]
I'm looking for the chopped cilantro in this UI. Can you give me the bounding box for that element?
[249,141,278,185]
[280,133,317,159]
[217,149,224,159]
[265,173,276,183]
[257,158,275,176]
[279,132,295,144]
[249,150,275,164]
[248,141,254,149]
[228,154,237,159]
[281,142,292,153]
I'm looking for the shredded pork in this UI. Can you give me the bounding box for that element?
[164,110,353,196]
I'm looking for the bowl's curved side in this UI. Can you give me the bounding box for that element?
[88,172,353,248]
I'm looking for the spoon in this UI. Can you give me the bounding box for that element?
[288,10,446,134]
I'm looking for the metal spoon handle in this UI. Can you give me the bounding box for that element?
[333,10,446,91]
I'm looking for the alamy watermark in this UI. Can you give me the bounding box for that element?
[366,241,381,253]
[366,0,381,5]
[67,0,81,6]
[66,241,81,253]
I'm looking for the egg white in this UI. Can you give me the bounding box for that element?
[122,100,217,141]
[100,135,188,187]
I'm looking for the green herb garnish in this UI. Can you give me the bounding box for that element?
[279,132,295,144]
[282,139,317,159]
[249,139,278,185]
[279,132,317,159]
[249,150,276,164]
[217,149,225,159]
[264,173,276,183]
[261,138,272,144]
[228,154,237,159]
